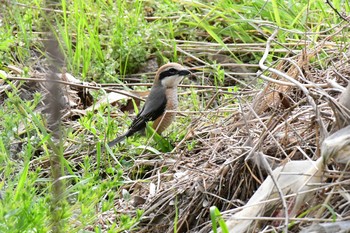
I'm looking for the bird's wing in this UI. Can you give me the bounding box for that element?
[127,86,167,135]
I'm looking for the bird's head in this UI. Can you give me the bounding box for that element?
[154,63,191,88]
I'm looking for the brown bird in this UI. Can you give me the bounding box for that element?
[107,62,191,148]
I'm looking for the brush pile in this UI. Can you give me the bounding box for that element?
[3,26,350,233]
[121,31,350,232]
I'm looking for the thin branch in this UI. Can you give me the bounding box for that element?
[4,75,145,101]
[326,0,350,22]
[258,29,328,141]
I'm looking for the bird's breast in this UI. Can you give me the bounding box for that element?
[164,88,178,111]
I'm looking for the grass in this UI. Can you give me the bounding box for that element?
[210,206,228,233]
[1,0,350,232]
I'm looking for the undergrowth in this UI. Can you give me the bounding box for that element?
[0,0,349,232]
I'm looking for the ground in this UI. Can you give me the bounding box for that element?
[1,1,350,232]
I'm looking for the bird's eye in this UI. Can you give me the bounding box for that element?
[168,68,177,74]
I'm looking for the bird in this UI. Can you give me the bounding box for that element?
[107,62,191,148]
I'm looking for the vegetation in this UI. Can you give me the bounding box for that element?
[1,0,350,232]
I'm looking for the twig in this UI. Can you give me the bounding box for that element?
[4,75,145,101]
[259,152,289,233]
[222,179,350,215]
[258,29,328,141]
[160,40,251,88]
[41,7,66,231]
[259,74,327,88]
[326,0,350,22]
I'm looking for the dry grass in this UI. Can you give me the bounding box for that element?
[3,18,350,233]
[108,28,350,232]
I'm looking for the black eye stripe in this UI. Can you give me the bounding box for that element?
[159,68,179,80]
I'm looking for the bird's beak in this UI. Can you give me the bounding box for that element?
[178,69,191,76]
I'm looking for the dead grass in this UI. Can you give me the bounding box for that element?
[110,28,350,232]
[2,20,350,233]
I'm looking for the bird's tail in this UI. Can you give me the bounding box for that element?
[90,131,132,155]
[89,133,128,156]
[107,133,127,148]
